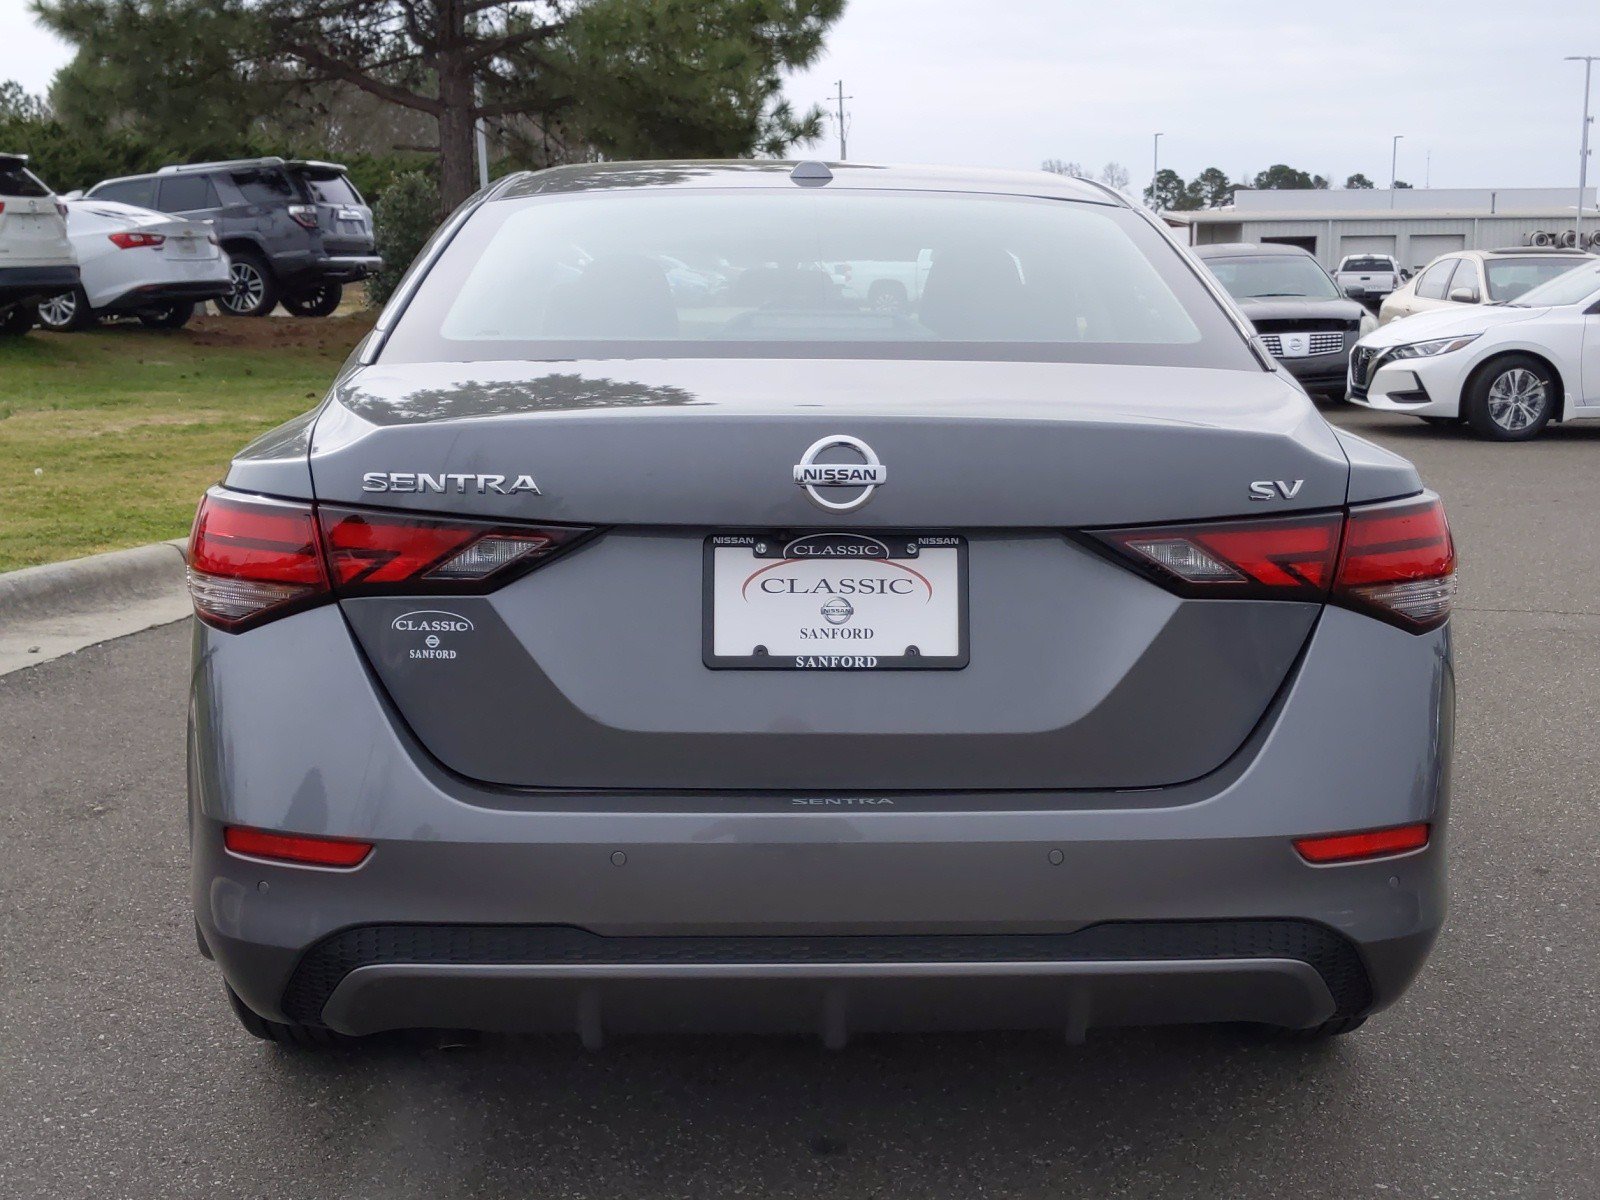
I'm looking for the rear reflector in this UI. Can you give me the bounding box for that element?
[224,826,372,868]
[1293,822,1430,864]
[1092,490,1455,632]
[187,487,592,631]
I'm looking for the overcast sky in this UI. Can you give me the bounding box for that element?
[3,0,1595,191]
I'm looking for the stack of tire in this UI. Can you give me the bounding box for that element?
[1524,229,1600,249]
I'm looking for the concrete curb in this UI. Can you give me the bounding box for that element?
[0,539,191,676]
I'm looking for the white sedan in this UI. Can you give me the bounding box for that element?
[37,199,231,331]
[1347,258,1600,440]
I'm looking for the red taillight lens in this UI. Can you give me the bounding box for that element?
[224,826,372,868]
[1333,493,1455,631]
[109,231,165,249]
[1294,822,1430,864]
[187,488,591,631]
[1093,511,1343,600]
[1091,492,1454,632]
[318,506,581,592]
[188,489,328,630]
[287,204,319,229]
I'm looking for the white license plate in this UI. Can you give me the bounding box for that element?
[704,533,967,670]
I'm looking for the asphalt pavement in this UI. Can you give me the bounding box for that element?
[1,405,1596,1199]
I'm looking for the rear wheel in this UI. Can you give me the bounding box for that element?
[37,286,95,332]
[0,304,34,335]
[224,983,353,1049]
[218,250,278,317]
[280,281,343,318]
[1463,354,1556,441]
[138,302,195,330]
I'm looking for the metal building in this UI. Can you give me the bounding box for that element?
[1165,187,1600,272]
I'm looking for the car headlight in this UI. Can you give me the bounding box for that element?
[1389,334,1480,360]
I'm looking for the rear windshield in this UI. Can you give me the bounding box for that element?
[1204,254,1341,301]
[1508,259,1600,307]
[306,175,360,205]
[0,164,50,198]
[1486,256,1593,302]
[234,169,308,205]
[1340,257,1394,272]
[380,190,1255,367]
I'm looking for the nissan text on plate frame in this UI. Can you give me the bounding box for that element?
[187,161,1455,1048]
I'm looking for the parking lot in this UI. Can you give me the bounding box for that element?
[0,404,1592,1200]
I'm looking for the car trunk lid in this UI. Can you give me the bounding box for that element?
[309,358,1349,792]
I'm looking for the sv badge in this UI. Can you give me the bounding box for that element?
[1249,479,1305,501]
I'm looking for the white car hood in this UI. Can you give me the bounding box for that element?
[1361,304,1551,349]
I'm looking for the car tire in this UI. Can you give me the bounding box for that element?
[867,279,907,313]
[0,304,35,335]
[36,286,96,333]
[218,250,279,317]
[224,983,353,1049]
[138,302,196,330]
[1462,353,1557,441]
[280,281,343,318]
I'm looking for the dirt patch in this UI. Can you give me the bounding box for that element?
[181,313,376,355]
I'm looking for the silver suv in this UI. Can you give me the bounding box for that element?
[86,157,380,317]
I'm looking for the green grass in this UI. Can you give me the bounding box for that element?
[0,316,369,572]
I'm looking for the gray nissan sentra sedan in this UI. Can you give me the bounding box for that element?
[187,161,1455,1048]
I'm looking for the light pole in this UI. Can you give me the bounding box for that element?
[1566,57,1597,246]
[1390,134,1404,208]
[1151,132,1164,211]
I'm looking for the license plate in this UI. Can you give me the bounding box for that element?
[704,533,967,670]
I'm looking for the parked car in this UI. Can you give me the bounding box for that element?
[188,162,1454,1049]
[1335,254,1407,306]
[1378,248,1593,326]
[85,157,380,318]
[1349,256,1600,439]
[1194,242,1374,395]
[0,153,78,336]
[35,199,231,331]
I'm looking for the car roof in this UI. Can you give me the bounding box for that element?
[1471,247,1594,258]
[490,160,1126,205]
[1191,242,1315,259]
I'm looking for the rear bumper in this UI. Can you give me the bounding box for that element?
[0,263,79,305]
[100,279,231,312]
[303,255,381,283]
[191,605,1453,1038]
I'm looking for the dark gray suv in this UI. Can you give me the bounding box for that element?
[86,157,380,317]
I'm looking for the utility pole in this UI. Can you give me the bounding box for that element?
[1566,57,1597,246]
[474,83,490,191]
[1151,132,1164,211]
[832,81,852,161]
[1390,134,1404,208]
[1425,148,1432,189]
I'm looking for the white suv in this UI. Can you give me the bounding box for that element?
[0,154,78,335]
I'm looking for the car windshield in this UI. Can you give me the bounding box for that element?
[1204,254,1341,300]
[379,189,1256,368]
[1507,260,1600,307]
[306,175,360,205]
[1488,257,1595,302]
[1340,257,1393,272]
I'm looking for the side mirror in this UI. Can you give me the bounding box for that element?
[1448,287,1481,304]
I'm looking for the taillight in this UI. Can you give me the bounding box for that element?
[1092,512,1343,600]
[187,487,591,631]
[288,204,318,229]
[1332,493,1455,631]
[109,231,165,249]
[1090,490,1455,632]
[188,490,327,630]
[224,826,372,868]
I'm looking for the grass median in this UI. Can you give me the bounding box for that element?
[0,315,370,573]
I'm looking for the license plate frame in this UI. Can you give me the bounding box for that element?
[702,532,969,671]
